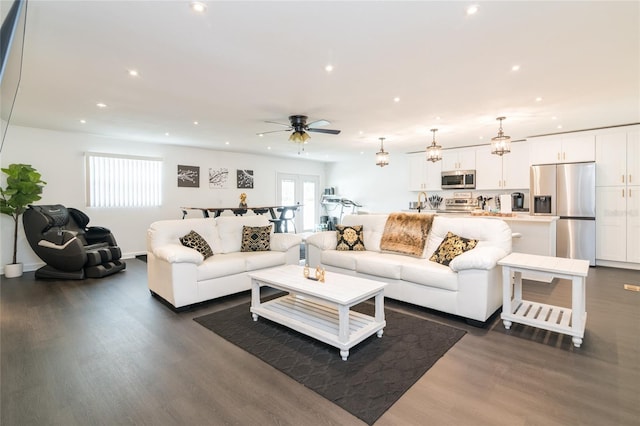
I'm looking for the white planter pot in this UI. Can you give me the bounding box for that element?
[4,263,23,278]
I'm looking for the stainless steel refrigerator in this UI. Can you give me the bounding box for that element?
[530,162,596,265]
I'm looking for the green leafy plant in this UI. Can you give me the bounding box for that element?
[0,164,46,264]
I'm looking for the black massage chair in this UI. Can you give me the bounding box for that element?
[23,204,126,279]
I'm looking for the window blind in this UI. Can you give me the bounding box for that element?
[86,153,162,207]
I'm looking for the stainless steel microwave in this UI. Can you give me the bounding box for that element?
[441,170,476,189]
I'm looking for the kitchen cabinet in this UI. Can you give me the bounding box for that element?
[529,134,595,165]
[442,147,475,171]
[476,141,529,190]
[595,131,639,187]
[595,130,640,264]
[407,152,441,191]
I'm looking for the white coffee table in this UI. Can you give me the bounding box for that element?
[249,265,387,361]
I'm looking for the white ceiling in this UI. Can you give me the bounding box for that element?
[5,0,640,162]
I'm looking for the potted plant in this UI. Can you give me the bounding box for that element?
[0,164,46,278]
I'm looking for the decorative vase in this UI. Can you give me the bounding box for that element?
[4,263,23,278]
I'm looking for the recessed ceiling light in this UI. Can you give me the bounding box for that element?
[435,116,441,120]
[193,121,199,125]
[393,97,400,103]
[479,136,484,140]
[128,69,139,77]
[225,141,230,145]
[552,116,557,120]
[190,2,207,13]
[535,97,543,102]
[258,133,264,137]
[359,130,364,135]
[512,65,521,71]
[466,5,478,15]
[557,125,563,129]
[165,132,170,136]
[267,146,271,150]
[80,119,86,124]
[96,102,107,108]
[325,64,334,72]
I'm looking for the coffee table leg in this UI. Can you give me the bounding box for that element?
[340,350,349,361]
[251,279,260,321]
[375,291,385,338]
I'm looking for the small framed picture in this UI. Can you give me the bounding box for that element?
[237,169,254,189]
[177,165,199,188]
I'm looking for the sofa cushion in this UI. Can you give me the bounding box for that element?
[401,258,459,291]
[355,252,405,279]
[321,250,368,270]
[245,251,287,271]
[430,231,478,266]
[241,225,272,252]
[179,230,214,259]
[217,215,270,253]
[196,253,247,280]
[336,225,365,251]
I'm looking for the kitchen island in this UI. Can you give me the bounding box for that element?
[405,210,559,280]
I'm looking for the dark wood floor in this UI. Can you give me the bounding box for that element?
[2,260,639,425]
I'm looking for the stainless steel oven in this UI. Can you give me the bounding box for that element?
[441,170,476,189]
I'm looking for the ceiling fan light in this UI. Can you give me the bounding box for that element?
[289,131,309,143]
[491,117,511,156]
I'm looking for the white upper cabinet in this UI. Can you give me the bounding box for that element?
[529,134,595,165]
[502,141,530,189]
[408,152,442,191]
[475,141,529,190]
[475,147,503,190]
[407,153,427,191]
[595,130,639,187]
[595,132,627,186]
[442,147,476,171]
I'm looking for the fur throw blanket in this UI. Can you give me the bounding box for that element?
[379,213,435,257]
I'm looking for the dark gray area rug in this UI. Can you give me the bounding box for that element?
[194,299,466,425]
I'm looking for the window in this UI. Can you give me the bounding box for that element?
[86,153,162,207]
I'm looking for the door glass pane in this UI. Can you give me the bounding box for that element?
[302,181,316,231]
[281,180,295,205]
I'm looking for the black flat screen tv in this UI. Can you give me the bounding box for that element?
[1,0,27,152]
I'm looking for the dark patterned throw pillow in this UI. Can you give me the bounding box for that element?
[241,225,272,252]
[180,230,214,259]
[429,231,478,266]
[336,225,365,251]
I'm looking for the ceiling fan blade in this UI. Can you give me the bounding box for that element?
[264,120,292,128]
[307,128,341,135]
[306,119,330,128]
[257,129,291,135]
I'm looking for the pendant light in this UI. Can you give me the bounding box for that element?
[426,128,442,162]
[491,117,511,156]
[375,137,389,167]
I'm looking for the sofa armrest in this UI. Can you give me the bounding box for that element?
[305,231,337,251]
[153,243,204,264]
[270,233,302,252]
[449,246,508,272]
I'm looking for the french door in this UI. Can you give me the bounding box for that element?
[276,173,319,232]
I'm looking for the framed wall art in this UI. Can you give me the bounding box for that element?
[209,167,229,189]
[237,169,254,189]
[177,165,200,188]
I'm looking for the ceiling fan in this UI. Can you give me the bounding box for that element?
[258,115,341,152]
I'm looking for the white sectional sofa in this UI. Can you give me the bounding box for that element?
[306,214,512,323]
[147,215,302,309]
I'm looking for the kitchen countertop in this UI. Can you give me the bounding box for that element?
[403,209,559,222]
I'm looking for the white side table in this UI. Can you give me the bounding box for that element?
[498,252,589,348]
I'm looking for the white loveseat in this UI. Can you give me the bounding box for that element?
[306,214,512,323]
[147,215,302,309]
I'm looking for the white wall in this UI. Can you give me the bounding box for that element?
[0,125,326,272]
[325,155,414,214]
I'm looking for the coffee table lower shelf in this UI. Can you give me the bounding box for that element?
[251,294,385,361]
